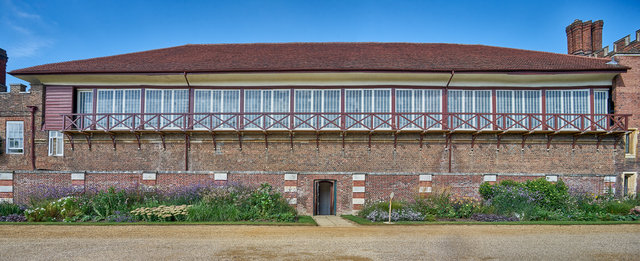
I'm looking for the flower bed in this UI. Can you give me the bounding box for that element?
[0,183,298,223]
[358,178,640,222]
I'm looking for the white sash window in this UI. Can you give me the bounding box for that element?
[48,131,64,156]
[244,89,290,129]
[396,89,442,129]
[96,89,141,129]
[345,89,391,129]
[145,89,188,129]
[545,90,590,129]
[193,90,240,129]
[447,90,491,129]
[294,90,341,129]
[496,90,541,129]
[6,121,24,154]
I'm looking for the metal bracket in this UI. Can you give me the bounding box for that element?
[546,134,554,151]
[289,132,294,151]
[419,132,424,150]
[614,134,623,150]
[238,132,243,151]
[368,132,372,151]
[82,132,92,150]
[159,133,166,150]
[471,133,479,150]
[521,134,528,150]
[210,132,216,151]
[496,133,503,151]
[341,132,346,150]
[315,132,320,151]
[108,133,116,150]
[65,133,75,151]
[596,134,604,151]
[444,133,452,150]
[264,132,269,150]
[134,133,142,150]
[393,133,398,151]
[571,134,580,150]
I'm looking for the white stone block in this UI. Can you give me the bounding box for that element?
[284,186,297,193]
[142,172,157,181]
[214,173,227,181]
[0,198,13,204]
[483,175,497,182]
[604,176,617,183]
[71,173,85,180]
[352,174,366,181]
[0,186,13,193]
[352,198,365,205]
[284,173,298,180]
[545,176,558,182]
[287,198,297,204]
[352,186,365,193]
[419,174,432,181]
[0,173,13,180]
[419,187,432,193]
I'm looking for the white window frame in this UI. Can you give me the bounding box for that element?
[545,89,590,130]
[48,131,64,156]
[345,89,392,130]
[244,89,290,130]
[447,90,492,130]
[395,89,443,130]
[496,90,542,130]
[96,89,141,129]
[193,89,240,130]
[144,89,189,129]
[5,121,24,154]
[294,89,341,130]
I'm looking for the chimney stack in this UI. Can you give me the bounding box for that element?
[0,48,7,92]
[566,19,603,56]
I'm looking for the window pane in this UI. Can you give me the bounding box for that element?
[194,90,211,129]
[77,91,93,128]
[6,121,24,154]
[323,90,340,128]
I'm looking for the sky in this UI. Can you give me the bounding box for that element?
[1,0,639,86]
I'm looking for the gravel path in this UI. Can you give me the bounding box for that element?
[0,224,639,260]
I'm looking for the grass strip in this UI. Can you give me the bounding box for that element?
[0,216,317,226]
[341,215,640,225]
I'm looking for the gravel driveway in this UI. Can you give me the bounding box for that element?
[0,224,639,260]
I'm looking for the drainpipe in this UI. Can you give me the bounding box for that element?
[445,71,454,173]
[26,106,38,170]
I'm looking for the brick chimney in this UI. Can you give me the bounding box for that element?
[566,19,603,56]
[0,48,7,92]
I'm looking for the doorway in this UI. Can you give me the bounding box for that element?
[314,180,336,215]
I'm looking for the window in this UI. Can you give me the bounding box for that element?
[193,90,240,129]
[48,131,64,156]
[345,89,391,129]
[5,121,24,154]
[594,90,609,129]
[294,90,340,129]
[145,89,188,129]
[396,89,442,129]
[244,89,290,129]
[545,90,589,129]
[625,128,638,158]
[496,90,541,129]
[448,90,491,129]
[96,89,141,128]
[76,90,93,128]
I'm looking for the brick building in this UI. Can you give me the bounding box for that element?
[0,36,636,214]
[566,19,640,196]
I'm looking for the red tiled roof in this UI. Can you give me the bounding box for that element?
[9,43,627,75]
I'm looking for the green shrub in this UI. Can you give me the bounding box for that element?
[24,196,84,222]
[89,187,141,218]
[602,200,634,215]
[0,202,23,216]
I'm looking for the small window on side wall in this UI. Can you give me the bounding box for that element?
[48,131,64,156]
[6,121,24,154]
[625,129,638,158]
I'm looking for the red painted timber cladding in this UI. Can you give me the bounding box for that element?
[44,86,73,130]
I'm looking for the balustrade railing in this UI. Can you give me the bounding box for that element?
[61,112,629,132]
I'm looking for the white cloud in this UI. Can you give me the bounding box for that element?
[10,40,52,58]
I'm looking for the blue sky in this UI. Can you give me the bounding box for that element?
[1,0,639,85]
